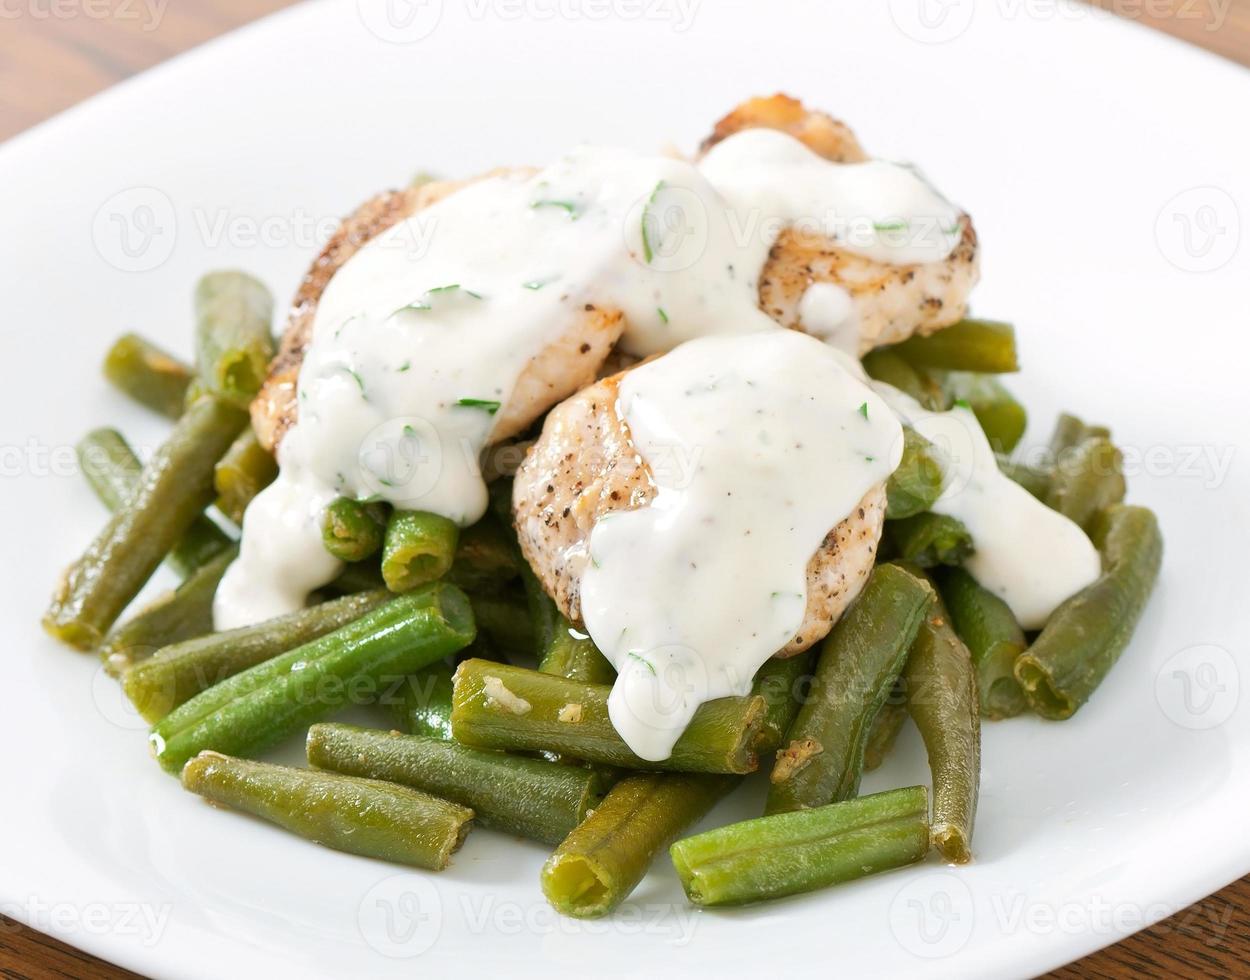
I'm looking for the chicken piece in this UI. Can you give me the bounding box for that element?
[708,94,981,353]
[512,369,888,658]
[700,93,868,163]
[250,168,622,453]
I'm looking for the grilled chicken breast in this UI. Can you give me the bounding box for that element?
[512,369,888,657]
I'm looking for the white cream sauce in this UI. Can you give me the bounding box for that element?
[216,128,961,630]
[578,331,902,761]
[874,385,1101,629]
[797,282,859,353]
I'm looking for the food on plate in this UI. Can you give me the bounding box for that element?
[45,94,1161,916]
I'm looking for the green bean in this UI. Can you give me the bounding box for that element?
[151,584,475,774]
[542,773,733,917]
[320,497,386,563]
[996,454,1051,500]
[539,623,616,685]
[123,589,390,723]
[886,428,947,520]
[46,395,247,649]
[518,564,615,683]
[470,590,536,657]
[670,785,929,907]
[390,660,456,739]
[903,603,980,864]
[98,546,237,676]
[451,659,766,774]
[1015,505,1162,720]
[327,561,386,596]
[1046,437,1126,532]
[181,752,472,870]
[751,652,813,755]
[75,427,234,579]
[861,349,945,410]
[102,333,193,420]
[766,564,933,814]
[936,567,1027,719]
[1048,412,1110,460]
[938,371,1027,453]
[885,512,974,568]
[213,428,277,524]
[193,271,275,408]
[892,318,1019,373]
[444,519,523,593]
[308,723,610,844]
[863,701,908,771]
[382,510,460,592]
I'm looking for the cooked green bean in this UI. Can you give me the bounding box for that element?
[76,427,233,578]
[885,512,973,568]
[519,564,615,683]
[123,589,390,723]
[766,564,933,814]
[861,349,945,410]
[99,546,237,676]
[863,701,908,771]
[670,785,929,907]
[193,271,275,408]
[102,333,193,420]
[390,660,456,739]
[542,773,733,917]
[327,561,386,596]
[308,723,610,844]
[46,395,247,649]
[886,428,947,520]
[1046,436,1126,532]
[451,659,765,774]
[903,603,980,864]
[892,318,1019,373]
[213,428,277,524]
[445,519,523,593]
[936,567,1027,719]
[321,497,386,563]
[382,510,460,592]
[151,584,475,773]
[181,752,472,870]
[996,454,1051,500]
[1015,505,1162,720]
[470,590,536,657]
[751,652,813,755]
[938,371,1027,453]
[1048,412,1111,461]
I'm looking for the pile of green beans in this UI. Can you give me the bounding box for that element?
[151,584,475,774]
[767,564,933,814]
[46,394,247,649]
[123,589,390,723]
[308,723,611,844]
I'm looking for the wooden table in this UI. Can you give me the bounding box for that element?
[2,2,1247,976]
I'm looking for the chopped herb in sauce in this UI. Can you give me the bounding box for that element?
[858,401,869,419]
[627,651,656,675]
[641,180,665,263]
[455,398,501,414]
[531,200,579,218]
[657,307,669,324]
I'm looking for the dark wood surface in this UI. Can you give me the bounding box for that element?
[1,1,1247,976]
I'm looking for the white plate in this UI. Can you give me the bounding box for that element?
[2,1,1248,976]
